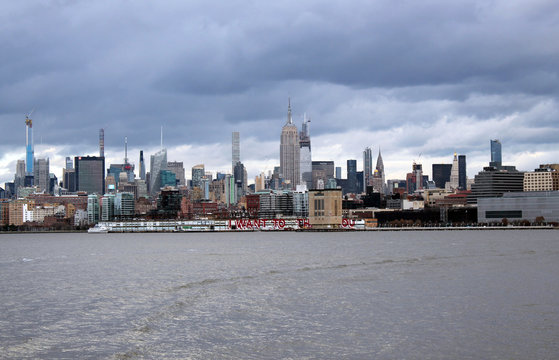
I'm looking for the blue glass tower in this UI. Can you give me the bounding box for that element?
[490,139,502,167]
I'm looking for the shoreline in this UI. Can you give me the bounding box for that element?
[1,225,557,234]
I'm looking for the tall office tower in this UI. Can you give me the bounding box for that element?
[25,114,34,174]
[63,168,76,192]
[375,149,386,193]
[490,139,502,167]
[299,115,312,189]
[234,161,247,201]
[33,158,50,193]
[280,99,300,189]
[99,129,104,157]
[363,147,373,192]
[191,164,205,188]
[312,161,335,189]
[335,166,342,180]
[14,160,26,190]
[448,153,459,190]
[149,149,167,195]
[432,164,452,189]
[232,132,240,173]
[65,157,73,170]
[139,151,146,180]
[413,163,423,190]
[458,155,467,190]
[347,159,357,194]
[167,161,186,186]
[75,156,105,194]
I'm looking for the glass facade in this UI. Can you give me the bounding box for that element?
[76,156,105,195]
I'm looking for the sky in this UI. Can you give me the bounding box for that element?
[1,0,558,186]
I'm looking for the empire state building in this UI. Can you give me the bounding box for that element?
[280,99,300,188]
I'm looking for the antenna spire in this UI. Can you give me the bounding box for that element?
[287,98,293,125]
[160,126,163,150]
[124,136,128,164]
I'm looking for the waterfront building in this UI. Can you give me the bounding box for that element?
[149,149,167,196]
[468,166,524,204]
[115,192,135,218]
[478,191,559,223]
[101,194,115,221]
[308,189,342,229]
[293,186,309,218]
[300,115,312,189]
[280,99,300,189]
[523,168,559,191]
[232,132,240,173]
[33,158,49,193]
[87,194,100,224]
[258,190,294,218]
[75,156,105,195]
[8,199,35,226]
[490,139,502,167]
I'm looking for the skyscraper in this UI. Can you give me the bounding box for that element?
[99,129,104,158]
[299,114,312,189]
[432,164,452,189]
[139,150,146,180]
[458,155,467,190]
[33,158,49,193]
[75,156,105,194]
[347,159,357,194]
[167,161,185,186]
[191,164,205,189]
[280,99,300,188]
[448,153,459,190]
[490,139,502,167]
[232,132,240,173]
[363,147,372,192]
[65,157,73,170]
[375,149,385,194]
[149,149,167,195]
[25,114,34,174]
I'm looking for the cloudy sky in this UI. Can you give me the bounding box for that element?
[1,0,558,186]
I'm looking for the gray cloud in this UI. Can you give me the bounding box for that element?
[1,0,558,184]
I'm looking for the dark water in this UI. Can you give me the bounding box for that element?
[0,230,558,359]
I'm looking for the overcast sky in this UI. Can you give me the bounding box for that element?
[1,0,558,186]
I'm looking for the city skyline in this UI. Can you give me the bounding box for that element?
[1,1,558,185]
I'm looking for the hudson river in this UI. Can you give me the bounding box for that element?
[1,230,558,359]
